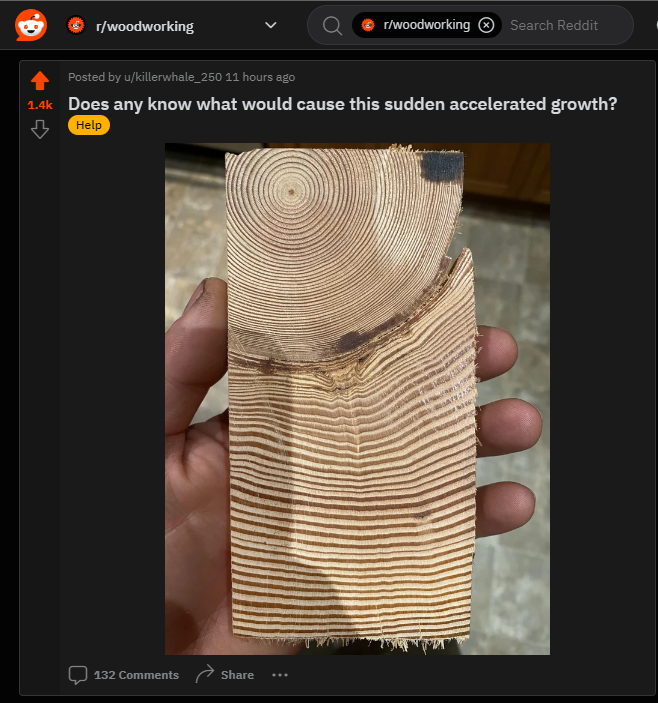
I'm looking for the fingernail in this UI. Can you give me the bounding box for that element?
[182,279,207,316]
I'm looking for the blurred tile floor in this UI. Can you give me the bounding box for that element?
[165,148,550,656]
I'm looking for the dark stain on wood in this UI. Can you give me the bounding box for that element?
[335,330,371,354]
[330,256,456,359]
[421,152,464,184]
[258,357,276,375]
[333,311,409,356]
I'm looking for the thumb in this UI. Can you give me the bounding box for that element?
[165,278,228,437]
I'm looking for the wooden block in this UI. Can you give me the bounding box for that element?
[226,147,477,647]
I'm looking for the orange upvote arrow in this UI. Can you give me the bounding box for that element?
[31,71,49,90]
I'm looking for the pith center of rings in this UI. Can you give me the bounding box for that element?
[278,179,307,205]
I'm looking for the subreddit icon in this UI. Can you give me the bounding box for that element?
[16,9,47,41]
[67,16,85,34]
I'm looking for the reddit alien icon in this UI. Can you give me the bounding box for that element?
[16,9,47,41]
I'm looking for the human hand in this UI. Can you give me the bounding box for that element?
[165,278,542,655]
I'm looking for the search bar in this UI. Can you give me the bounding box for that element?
[308,5,634,45]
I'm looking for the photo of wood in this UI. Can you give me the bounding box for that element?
[226,147,478,647]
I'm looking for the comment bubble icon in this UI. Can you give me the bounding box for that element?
[68,666,87,685]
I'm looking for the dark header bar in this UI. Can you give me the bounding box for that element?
[6,1,658,50]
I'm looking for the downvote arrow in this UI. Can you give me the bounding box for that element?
[31,120,49,139]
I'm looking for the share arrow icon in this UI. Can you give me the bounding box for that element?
[31,120,49,139]
[195,664,215,683]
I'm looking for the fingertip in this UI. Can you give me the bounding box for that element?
[477,399,543,457]
[507,482,537,528]
[186,277,227,321]
[510,399,543,450]
[476,482,536,538]
[203,277,227,298]
[476,326,519,382]
[164,279,229,436]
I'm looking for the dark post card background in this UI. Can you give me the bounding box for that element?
[18,59,655,694]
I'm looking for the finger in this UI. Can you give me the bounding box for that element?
[477,399,542,457]
[165,278,228,437]
[476,482,535,538]
[188,410,230,450]
[476,326,518,382]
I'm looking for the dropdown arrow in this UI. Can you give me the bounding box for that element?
[265,22,277,28]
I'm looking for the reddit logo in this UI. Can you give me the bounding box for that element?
[361,18,375,32]
[16,9,47,41]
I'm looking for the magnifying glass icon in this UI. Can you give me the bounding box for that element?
[323,16,342,35]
